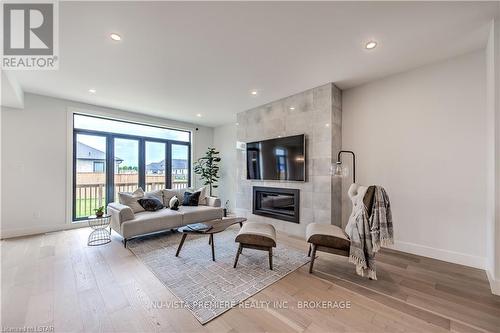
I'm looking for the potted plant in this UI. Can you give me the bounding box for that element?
[193,147,221,197]
[94,206,105,217]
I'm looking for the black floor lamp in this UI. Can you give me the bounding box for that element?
[332,150,356,184]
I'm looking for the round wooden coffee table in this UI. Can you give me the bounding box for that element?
[175,217,247,261]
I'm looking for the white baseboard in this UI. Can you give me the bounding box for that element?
[487,270,500,295]
[391,240,486,269]
[0,222,87,239]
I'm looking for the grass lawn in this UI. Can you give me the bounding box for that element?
[75,198,106,218]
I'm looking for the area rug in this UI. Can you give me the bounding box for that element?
[127,227,309,324]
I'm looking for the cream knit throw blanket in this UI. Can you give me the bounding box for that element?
[347,186,394,280]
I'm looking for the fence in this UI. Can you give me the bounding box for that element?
[75,172,188,218]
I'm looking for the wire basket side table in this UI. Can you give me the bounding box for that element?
[87,214,111,246]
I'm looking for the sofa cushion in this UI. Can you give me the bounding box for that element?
[119,188,145,213]
[121,209,183,239]
[178,205,224,224]
[137,198,164,211]
[145,190,163,203]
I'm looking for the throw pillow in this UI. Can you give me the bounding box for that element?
[137,198,164,211]
[183,191,201,206]
[118,188,145,213]
[196,186,207,205]
[169,196,180,210]
[145,190,163,203]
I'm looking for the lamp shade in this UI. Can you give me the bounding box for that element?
[331,162,349,177]
[332,162,343,176]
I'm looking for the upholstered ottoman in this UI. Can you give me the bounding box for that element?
[234,222,277,270]
[306,223,350,273]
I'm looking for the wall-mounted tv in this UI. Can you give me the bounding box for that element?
[246,134,305,181]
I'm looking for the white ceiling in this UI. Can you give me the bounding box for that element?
[5,1,499,127]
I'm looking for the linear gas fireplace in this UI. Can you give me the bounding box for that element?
[253,186,300,223]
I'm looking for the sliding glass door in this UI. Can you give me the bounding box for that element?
[74,134,107,219]
[73,114,191,221]
[171,144,190,189]
[146,141,166,191]
[114,138,140,202]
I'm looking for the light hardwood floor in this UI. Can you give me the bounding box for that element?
[1,226,499,333]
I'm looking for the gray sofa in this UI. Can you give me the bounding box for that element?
[108,189,223,247]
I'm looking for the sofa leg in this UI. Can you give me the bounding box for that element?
[309,244,317,273]
[123,238,127,248]
[307,244,311,257]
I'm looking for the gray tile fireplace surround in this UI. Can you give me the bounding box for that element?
[234,83,342,237]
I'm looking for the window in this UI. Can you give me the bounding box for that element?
[73,114,191,221]
[93,162,105,172]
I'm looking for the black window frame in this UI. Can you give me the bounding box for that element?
[73,114,192,222]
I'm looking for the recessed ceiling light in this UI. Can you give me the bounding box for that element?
[365,41,377,50]
[289,106,295,110]
[196,113,202,117]
[110,33,122,41]
[236,122,239,126]
[325,123,330,127]
[250,90,258,96]
[88,88,96,94]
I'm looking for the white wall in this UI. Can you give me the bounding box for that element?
[1,93,213,238]
[494,18,500,294]
[342,51,487,268]
[486,18,500,294]
[213,123,237,212]
[0,105,2,228]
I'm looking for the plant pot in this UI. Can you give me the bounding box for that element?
[96,212,104,217]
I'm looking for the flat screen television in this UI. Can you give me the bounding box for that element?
[246,134,305,181]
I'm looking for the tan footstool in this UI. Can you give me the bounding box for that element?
[306,223,350,273]
[234,222,277,270]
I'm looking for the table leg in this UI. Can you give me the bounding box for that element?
[309,244,317,273]
[269,247,273,270]
[210,234,215,261]
[175,234,187,257]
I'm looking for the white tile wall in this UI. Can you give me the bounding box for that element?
[235,83,342,237]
